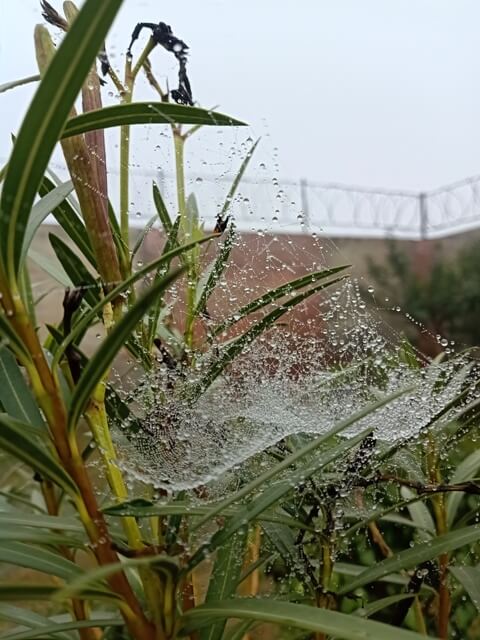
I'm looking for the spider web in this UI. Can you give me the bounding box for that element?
[98,128,480,491]
[24,103,478,493]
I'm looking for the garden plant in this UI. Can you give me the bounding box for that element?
[0,2,479,639]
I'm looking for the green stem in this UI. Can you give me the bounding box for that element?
[173,130,196,349]
[413,597,428,635]
[120,114,132,250]
[426,435,451,639]
[120,39,156,255]
[173,130,187,236]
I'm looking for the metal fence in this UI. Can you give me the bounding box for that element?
[153,171,480,240]
[6,153,480,239]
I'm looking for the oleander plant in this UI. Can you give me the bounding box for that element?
[0,2,479,639]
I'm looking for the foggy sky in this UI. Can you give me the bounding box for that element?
[1,0,480,192]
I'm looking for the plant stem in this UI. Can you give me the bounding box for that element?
[85,392,142,549]
[2,289,154,639]
[120,39,157,253]
[413,597,428,636]
[426,435,451,640]
[173,130,197,349]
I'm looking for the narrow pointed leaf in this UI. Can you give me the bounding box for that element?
[450,565,480,612]
[181,599,432,640]
[0,347,44,428]
[0,511,82,531]
[28,249,72,287]
[339,524,480,594]
[62,103,246,139]
[39,177,96,268]
[446,448,480,527]
[200,529,247,640]
[0,618,122,640]
[152,182,173,234]
[0,414,78,495]
[132,214,157,258]
[0,604,72,640]
[193,273,348,397]
[0,315,31,362]
[194,224,236,318]
[212,265,349,337]
[49,233,99,307]
[21,181,73,265]
[0,541,82,580]
[0,584,117,602]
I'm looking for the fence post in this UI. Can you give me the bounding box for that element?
[300,178,310,226]
[419,192,428,240]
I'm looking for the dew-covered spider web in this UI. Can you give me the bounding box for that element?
[26,105,479,494]
[92,128,480,492]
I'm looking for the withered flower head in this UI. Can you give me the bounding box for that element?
[40,1,68,32]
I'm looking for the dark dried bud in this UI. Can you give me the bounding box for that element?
[40,1,68,31]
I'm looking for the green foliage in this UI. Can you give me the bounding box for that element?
[0,1,478,639]
[368,238,480,349]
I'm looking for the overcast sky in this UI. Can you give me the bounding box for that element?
[1,0,480,193]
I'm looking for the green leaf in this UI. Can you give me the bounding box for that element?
[199,529,247,640]
[21,181,74,265]
[219,138,260,221]
[212,265,349,338]
[68,267,185,430]
[131,214,157,258]
[0,526,83,547]
[0,0,124,279]
[0,414,78,495]
[334,562,417,588]
[338,524,480,595]
[0,75,40,94]
[0,584,116,602]
[354,593,417,618]
[400,487,435,538]
[152,182,173,234]
[446,448,480,527]
[0,315,31,363]
[0,347,44,428]
[261,523,301,571]
[0,617,122,640]
[49,233,99,307]
[181,599,432,640]
[39,176,96,268]
[0,604,73,640]
[62,103,246,139]
[193,273,348,397]
[0,511,83,532]
[0,541,82,580]
[19,265,36,326]
[53,554,178,602]
[187,429,371,571]
[146,214,182,344]
[193,224,236,319]
[102,500,312,530]
[28,249,72,288]
[450,565,480,612]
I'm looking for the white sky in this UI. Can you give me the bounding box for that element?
[1,0,480,193]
